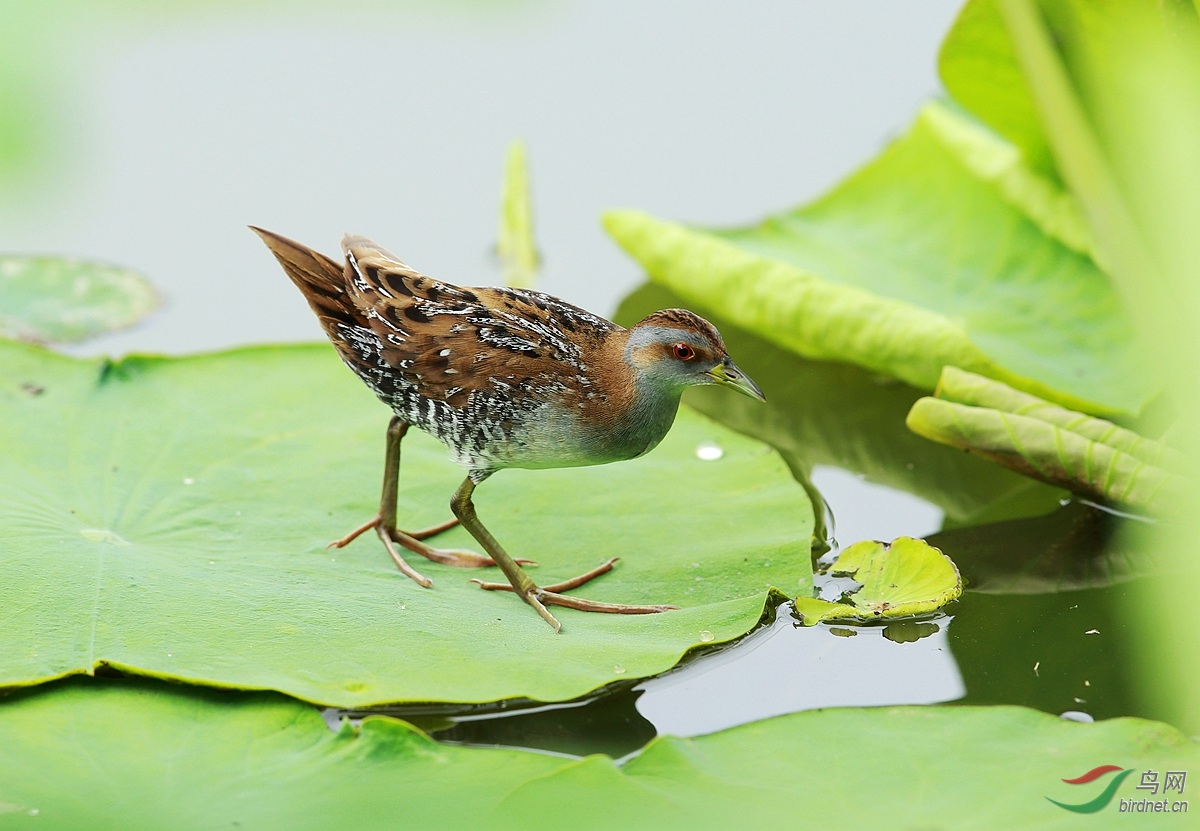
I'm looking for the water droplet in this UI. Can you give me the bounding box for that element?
[1085,629,1100,635]
[695,442,724,461]
[699,630,714,643]
[182,477,195,485]
[612,664,626,675]
[1059,710,1094,723]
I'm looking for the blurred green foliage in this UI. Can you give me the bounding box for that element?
[948,0,1200,732]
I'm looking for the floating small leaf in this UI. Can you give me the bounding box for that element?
[795,537,961,626]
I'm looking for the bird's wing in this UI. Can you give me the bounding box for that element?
[341,235,617,404]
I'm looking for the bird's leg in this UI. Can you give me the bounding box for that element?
[451,477,677,632]
[328,417,533,587]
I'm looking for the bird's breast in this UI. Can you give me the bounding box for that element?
[602,387,683,461]
[458,385,682,472]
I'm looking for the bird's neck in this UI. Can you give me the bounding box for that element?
[615,377,684,460]
[591,329,682,460]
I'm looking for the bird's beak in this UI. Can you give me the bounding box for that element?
[706,357,766,401]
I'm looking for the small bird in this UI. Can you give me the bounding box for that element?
[253,228,765,631]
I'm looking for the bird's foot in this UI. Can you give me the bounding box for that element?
[328,514,459,548]
[472,558,679,632]
[327,514,535,588]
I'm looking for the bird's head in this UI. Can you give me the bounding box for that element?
[625,309,765,401]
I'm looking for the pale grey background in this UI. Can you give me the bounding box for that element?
[3,0,961,355]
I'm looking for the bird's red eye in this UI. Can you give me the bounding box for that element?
[672,343,695,361]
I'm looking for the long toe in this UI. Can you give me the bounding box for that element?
[425,548,537,569]
[470,583,559,629]
[470,574,678,622]
[539,591,679,615]
[405,517,461,541]
[327,514,383,549]
[376,527,434,588]
[539,558,618,592]
[471,559,613,591]
[523,590,562,632]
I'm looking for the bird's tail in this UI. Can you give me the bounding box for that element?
[250,226,365,343]
[340,233,408,267]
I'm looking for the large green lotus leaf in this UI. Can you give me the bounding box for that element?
[935,366,1182,471]
[5,680,1200,830]
[921,100,1094,260]
[604,103,1149,417]
[938,0,1056,178]
[0,256,160,343]
[908,367,1181,514]
[0,338,811,706]
[907,397,1180,514]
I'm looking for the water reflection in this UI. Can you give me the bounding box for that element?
[330,604,967,752]
[635,604,963,737]
[930,500,1162,594]
[425,687,656,760]
[949,585,1138,722]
